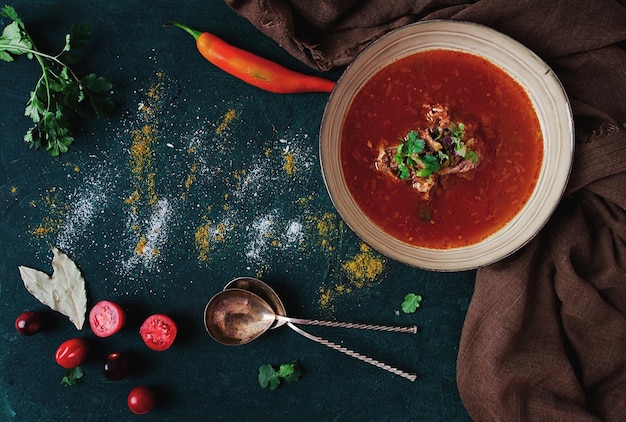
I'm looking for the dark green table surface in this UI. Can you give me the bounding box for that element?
[0,1,475,420]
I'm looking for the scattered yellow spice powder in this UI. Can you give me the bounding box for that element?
[342,243,384,288]
[135,236,148,255]
[307,212,338,252]
[130,125,155,176]
[128,124,159,206]
[215,108,237,135]
[318,287,334,310]
[28,217,58,237]
[124,190,140,205]
[185,163,198,190]
[283,151,296,175]
[195,221,211,262]
[146,172,158,205]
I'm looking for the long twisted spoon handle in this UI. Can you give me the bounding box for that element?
[286,322,417,382]
[278,315,417,333]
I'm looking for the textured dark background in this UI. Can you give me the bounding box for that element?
[0,1,475,420]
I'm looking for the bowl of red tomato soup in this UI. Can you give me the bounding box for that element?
[319,20,574,270]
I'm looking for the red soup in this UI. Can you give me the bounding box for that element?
[340,49,543,249]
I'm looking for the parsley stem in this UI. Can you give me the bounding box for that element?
[0,43,81,82]
[33,56,52,113]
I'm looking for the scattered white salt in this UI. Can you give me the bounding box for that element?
[56,168,109,253]
[284,220,304,245]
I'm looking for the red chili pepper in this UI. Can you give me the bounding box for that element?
[165,22,335,94]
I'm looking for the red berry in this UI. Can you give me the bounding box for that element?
[102,352,130,380]
[127,386,155,415]
[15,311,43,335]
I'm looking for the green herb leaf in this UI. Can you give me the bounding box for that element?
[415,154,440,177]
[259,360,302,390]
[277,360,302,384]
[61,366,84,386]
[401,293,422,313]
[57,24,92,66]
[258,364,281,390]
[466,150,479,163]
[0,21,30,61]
[82,73,112,93]
[0,6,113,155]
[393,119,477,181]
[0,5,22,23]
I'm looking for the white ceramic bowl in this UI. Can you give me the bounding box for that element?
[319,20,574,271]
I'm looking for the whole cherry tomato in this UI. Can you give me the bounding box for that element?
[89,300,127,337]
[139,314,177,351]
[127,386,155,415]
[15,311,43,335]
[55,338,89,369]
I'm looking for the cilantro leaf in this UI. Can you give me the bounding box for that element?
[405,131,425,154]
[401,293,422,313]
[258,364,281,390]
[61,366,84,386]
[393,119,477,181]
[394,131,427,180]
[259,360,302,390]
[277,360,302,384]
[415,154,440,177]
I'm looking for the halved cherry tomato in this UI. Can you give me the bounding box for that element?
[15,311,43,335]
[89,300,127,337]
[55,338,89,369]
[127,386,155,415]
[139,314,177,351]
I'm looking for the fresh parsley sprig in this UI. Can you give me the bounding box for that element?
[0,5,113,155]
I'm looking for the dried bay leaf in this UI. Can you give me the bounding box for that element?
[18,247,87,330]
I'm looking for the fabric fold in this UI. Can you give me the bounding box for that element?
[225,0,626,419]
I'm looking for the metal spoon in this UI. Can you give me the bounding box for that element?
[204,288,274,345]
[204,287,417,381]
[223,277,287,329]
[222,279,417,334]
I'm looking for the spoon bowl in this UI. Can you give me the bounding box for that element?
[223,277,287,329]
[204,288,275,345]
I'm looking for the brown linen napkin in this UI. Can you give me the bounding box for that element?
[226,0,626,420]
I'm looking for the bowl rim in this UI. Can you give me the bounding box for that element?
[319,19,574,271]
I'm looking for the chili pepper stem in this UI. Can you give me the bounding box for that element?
[164,22,201,41]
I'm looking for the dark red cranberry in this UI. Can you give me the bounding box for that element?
[102,352,130,380]
[15,311,43,335]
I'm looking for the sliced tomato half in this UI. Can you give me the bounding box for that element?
[139,314,177,351]
[89,300,127,337]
